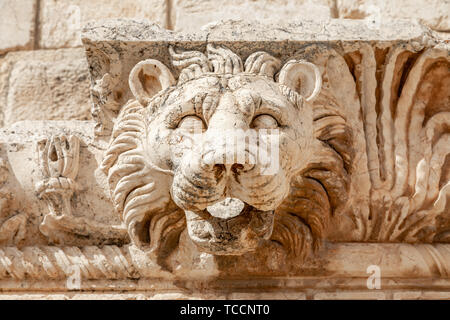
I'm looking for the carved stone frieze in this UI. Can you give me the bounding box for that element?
[101,44,328,264]
[0,150,26,246]
[34,133,128,245]
[0,20,448,297]
[35,135,81,233]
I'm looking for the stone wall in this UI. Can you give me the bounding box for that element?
[0,0,448,127]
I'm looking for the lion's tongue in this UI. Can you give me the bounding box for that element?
[207,198,245,219]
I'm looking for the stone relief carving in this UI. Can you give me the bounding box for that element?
[87,43,122,136]
[101,44,338,264]
[0,155,26,246]
[35,135,82,242]
[363,45,449,243]
[35,136,80,217]
[35,135,127,244]
[1,243,450,281]
[0,148,27,245]
[0,214,26,246]
[316,43,450,243]
[0,156,10,215]
[0,21,448,295]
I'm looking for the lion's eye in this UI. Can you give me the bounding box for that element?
[177,115,205,132]
[251,114,279,129]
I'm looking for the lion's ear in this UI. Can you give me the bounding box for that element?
[277,60,322,102]
[129,59,175,106]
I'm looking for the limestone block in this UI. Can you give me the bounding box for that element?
[337,0,450,31]
[39,0,168,49]
[0,0,37,54]
[228,292,307,300]
[0,19,448,299]
[314,292,387,300]
[394,291,450,300]
[172,0,335,32]
[0,49,91,126]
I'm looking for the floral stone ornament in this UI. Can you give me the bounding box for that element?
[0,20,448,299]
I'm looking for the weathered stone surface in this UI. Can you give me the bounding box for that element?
[39,0,169,49]
[83,18,432,43]
[172,0,335,32]
[394,291,450,300]
[83,19,449,258]
[314,292,387,300]
[3,290,450,300]
[228,292,307,300]
[0,19,449,300]
[0,0,37,54]
[0,49,92,127]
[81,18,435,134]
[337,0,450,31]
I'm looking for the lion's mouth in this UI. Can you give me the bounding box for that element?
[185,198,275,255]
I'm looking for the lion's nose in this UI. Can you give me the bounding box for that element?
[202,149,256,173]
[224,163,254,174]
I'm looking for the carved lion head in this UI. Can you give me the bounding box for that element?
[101,45,350,263]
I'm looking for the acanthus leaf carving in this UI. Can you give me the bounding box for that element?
[0,20,448,284]
[329,42,450,242]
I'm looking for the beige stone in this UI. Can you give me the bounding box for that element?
[314,292,387,300]
[0,0,37,54]
[394,291,450,300]
[101,44,323,257]
[0,49,91,127]
[228,292,307,300]
[337,0,450,31]
[172,0,335,32]
[0,19,448,300]
[39,0,169,49]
